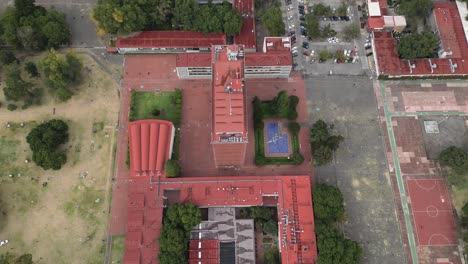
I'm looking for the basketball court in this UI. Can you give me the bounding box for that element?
[406,179,458,246]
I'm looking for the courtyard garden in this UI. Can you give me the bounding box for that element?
[253,90,304,165]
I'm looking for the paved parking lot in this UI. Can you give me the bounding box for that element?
[281,0,373,75]
[306,76,406,264]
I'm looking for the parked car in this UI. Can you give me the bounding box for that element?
[299,10,305,15]
[302,42,309,49]
[288,15,294,20]
[293,63,299,67]
[302,51,309,56]
[300,22,306,27]
[292,53,298,57]
[290,31,296,35]
[299,16,305,21]
[366,52,373,56]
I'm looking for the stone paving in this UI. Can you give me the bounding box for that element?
[375,80,466,264]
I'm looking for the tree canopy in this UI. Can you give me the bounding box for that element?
[93,0,243,36]
[310,120,344,166]
[398,0,433,20]
[313,184,362,264]
[313,184,345,221]
[0,0,70,50]
[397,32,439,60]
[261,5,285,37]
[38,50,82,101]
[2,65,41,109]
[158,203,201,263]
[26,119,69,170]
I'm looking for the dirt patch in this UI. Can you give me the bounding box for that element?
[0,53,119,264]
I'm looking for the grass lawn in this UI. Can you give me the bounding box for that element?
[0,53,119,264]
[110,235,126,263]
[129,91,179,124]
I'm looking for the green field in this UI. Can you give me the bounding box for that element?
[110,235,126,263]
[129,91,179,123]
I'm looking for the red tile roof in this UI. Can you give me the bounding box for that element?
[175,51,293,68]
[189,240,219,264]
[373,2,468,76]
[245,51,292,66]
[116,31,226,49]
[128,120,174,179]
[233,0,254,16]
[212,143,247,166]
[176,53,212,67]
[234,18,256,50]
[367,17,385,30]
[211,45,247,140]
[434,6,462,58]
[264,37,292,52]
[123,175,318,264]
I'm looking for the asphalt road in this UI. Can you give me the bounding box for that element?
[305,76,406,264]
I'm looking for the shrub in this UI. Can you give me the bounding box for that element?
[25,62,39,78]
[439,146,468,174]
[287,110,298,120]
[263,219,278,235]
[289,122,300,134]
[7,104,17,111]
[165,159,181,177]
[0,51,17,65]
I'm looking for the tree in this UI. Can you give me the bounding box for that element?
[92,1,147,35]
[165,159,181,177]
[313,145,333,166]
[3,65,41,108]
[158,203,201,263]
[39,50,82,101]
[399,0,433,19]
[261,6,285,37]
[312,3,332,16]
[194,5,223,33]
[439,146,468,174]
[397,32,439,60]
[26,119,69,170]
[313,184,345,221]
[248,206,275,224]
[0,1,70,50]
[310,120,344,166]
[289,122,301,134]
[14,0,37,19]
[272,90,289,117]
[342,23,360,40]
[223,8,243,37]
[263,219,278,235]
[24,62,39,77]
[41,9,71,49]
[0,51,17,65]
[264,247,281,264]
[306,14,321,39]
[335,2,348,16]
[172,0,198,30]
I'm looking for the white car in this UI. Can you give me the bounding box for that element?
[288,15,294,20]
[288,6,294,10]
[288,24,295,29]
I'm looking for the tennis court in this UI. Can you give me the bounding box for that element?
[406,179,458,246]
[266,122,289,154]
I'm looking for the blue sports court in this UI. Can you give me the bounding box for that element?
[266,123,289,154]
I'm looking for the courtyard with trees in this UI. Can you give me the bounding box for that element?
[252,90,304,166]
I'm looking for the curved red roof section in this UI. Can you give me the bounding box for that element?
[128,120,174,179]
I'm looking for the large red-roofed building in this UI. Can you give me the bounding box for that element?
[371,2,468,77]
[123,174,317,264]
[211,45,248,167]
